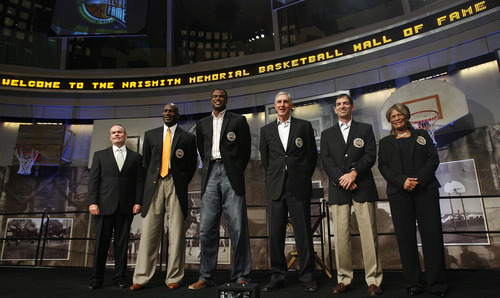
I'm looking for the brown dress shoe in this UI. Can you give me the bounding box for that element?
[368,284,382,296]
[188,280,207,290]
[167,283,180,290]
[332,283,349,294]
[129,283,147,291]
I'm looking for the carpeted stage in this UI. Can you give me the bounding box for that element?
[2,267,500,297]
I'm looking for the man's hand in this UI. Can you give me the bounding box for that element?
[339,169,357,190]
[132,204,142,214]
[404,178,419,192]
[89,204,100,215]
[347,182,358,191]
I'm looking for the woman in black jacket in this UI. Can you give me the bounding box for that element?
[378,103,447,296]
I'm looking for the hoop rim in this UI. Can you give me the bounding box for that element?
[410,109,439,123]
[14,145,41,150]
[14,145,42,161]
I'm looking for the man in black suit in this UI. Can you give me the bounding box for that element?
[260,92,318,292]
[189,88,252,290]
[88,124,144,290]
[130,103,197,291]
[320,94,383,296]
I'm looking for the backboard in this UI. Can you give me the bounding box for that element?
[12,124,66,166]
[381,80,468,131]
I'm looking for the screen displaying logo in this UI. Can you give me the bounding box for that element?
[51,0,148,37]
[79,0,127,26]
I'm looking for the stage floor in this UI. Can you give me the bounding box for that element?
[2,267,499,297]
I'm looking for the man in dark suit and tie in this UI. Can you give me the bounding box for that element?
[320,94,383,296]
[129,103,197,291]
[260,92,318,292]
[189,88,252,290]
[88,124,144,290]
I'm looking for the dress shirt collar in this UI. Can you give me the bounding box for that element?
[277,117,291,126]
[112,144,127,160]
[338,119,352,129]
[112,144,126,152]
[164,123,177,135]
[211,109,226,119]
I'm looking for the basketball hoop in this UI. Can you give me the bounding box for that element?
[13,145,41,175]
[410,110,439,146]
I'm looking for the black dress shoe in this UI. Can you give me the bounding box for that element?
[304,280,317,292]
[115,279,128,288]
[407,286,424,295]
[262,279,285,292]
[87,280,102,290]
[431,289,447,297]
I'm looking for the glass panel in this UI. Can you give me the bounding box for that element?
[410,0,440,11]
[173,0,274,66]
[277,0,404,48]
[66,1,167,69]
[0,1,61,69]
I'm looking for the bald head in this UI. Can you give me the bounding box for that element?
[163,103,180,127]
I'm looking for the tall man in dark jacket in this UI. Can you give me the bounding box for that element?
[88,124,144,290]
[189,88,252,290]
[260,92,318,292]
[320,94,383,296]
[130,103,197,291]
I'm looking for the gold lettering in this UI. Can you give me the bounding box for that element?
[437,16,447,26]
[475,1,486,12]
[449,11,460,22]
[462,6,473,17]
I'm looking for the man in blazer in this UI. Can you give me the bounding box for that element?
[260,92,318,292]
[88,124,144,290]
[189,88,252,290]
[320,94,383,296]
[130,103,197,291]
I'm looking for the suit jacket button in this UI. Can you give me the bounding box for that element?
[344,154,348,157]
[285,155,288,158]
[153,181,157,184]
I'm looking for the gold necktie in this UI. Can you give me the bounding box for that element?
[160,128,171,177]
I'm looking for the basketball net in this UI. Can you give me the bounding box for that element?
[410,110,439,146]
[14,145,41,175]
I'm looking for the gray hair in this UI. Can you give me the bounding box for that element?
[275,91,293,104]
